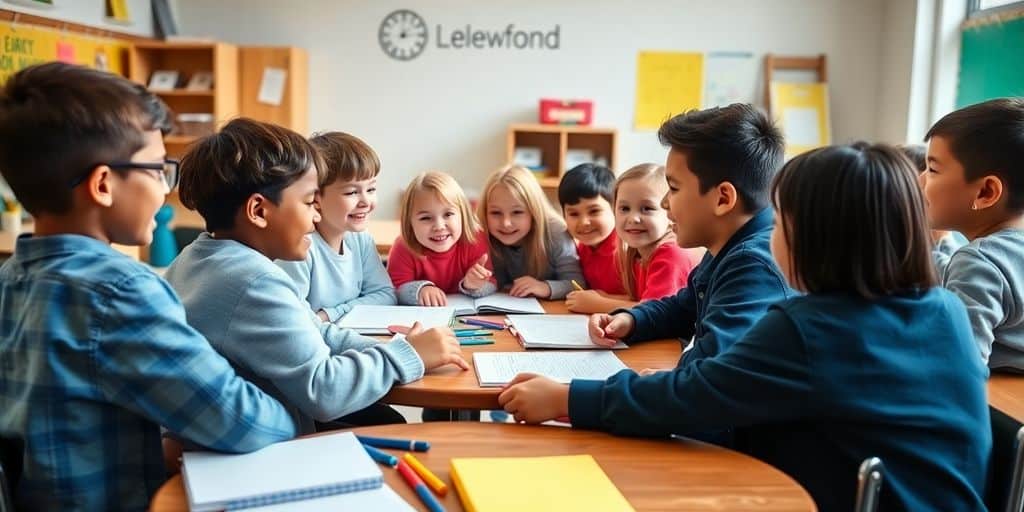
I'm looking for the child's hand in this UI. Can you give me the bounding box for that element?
[418,285,448,306]
[509,276,551,298]
[315,310,330,322]
[589,313,634,347]
[498,373,570,424]
[405,322,469,371]
[565,290,604,312]
[462,253,492,291]
[638,367,672,377]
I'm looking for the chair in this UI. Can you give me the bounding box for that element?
[1006,427,1024,512]
[854,457,884,512]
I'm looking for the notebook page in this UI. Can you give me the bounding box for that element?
[473,294,546,314]
[473,352,628,387]
[336,305,454,333]
[445,294,479,316]
[507,315,627,349]
[244,484,413,511]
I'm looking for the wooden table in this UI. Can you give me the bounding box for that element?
[149,422,816,512]
[989,373,1024,424]
[383,301,682,411]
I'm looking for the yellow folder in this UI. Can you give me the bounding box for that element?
[450,454,634,512]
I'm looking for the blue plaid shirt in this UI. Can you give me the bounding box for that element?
[0,235,297,511]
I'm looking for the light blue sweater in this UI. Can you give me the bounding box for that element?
[277,231,396,322]
[936,228,1024,370]
[165,233,424,434]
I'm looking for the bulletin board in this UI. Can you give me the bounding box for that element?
[769,82,831,159]
[0,14,131,83]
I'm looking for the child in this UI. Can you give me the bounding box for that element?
[921,98,1024,371]
[0,63,296,510]
[479,165,585,299]
[567,164,700,313]
[165,119,467,435]
[387,171,496,306]
[558,163,624,296]
[900,143,962,264]
[500,143,991,511]
[277,132,396,322]
[584,104,792,368]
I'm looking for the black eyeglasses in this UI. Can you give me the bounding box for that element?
[70,159,180,190]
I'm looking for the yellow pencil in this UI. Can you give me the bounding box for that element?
[571,280,584,292]
[402,452,448,496]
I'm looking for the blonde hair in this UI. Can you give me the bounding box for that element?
[614,163,675,299]
[478,164,565,278]
[399,171,480,256]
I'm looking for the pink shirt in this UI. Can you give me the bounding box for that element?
[387,234,492,293]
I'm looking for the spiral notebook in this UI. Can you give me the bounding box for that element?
[445,293,546,316]
[182,432,383,511]
[335,305,456,334]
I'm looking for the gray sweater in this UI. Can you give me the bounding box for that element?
[491,218,585,300]
[936,228,1024,370]
[165,233,424,433]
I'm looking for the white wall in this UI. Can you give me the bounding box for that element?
[2,0,154,37]
[177,0,893,219]
[876,0,919,143]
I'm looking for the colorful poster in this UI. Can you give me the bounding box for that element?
[634,51,704,131]
[0,22,128,83]
[769,82,831,159]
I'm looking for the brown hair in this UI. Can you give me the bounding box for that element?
[308,131,380,187]
[898,144,927,173]
[0,62,172,215]
[771,142,936,298]
[398,171,479,256]
[613,163,674,299]
[178,118,324,232]
[478,165,564,278]
[925,97,1024,212]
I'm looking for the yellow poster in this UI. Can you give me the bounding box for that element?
[770,82,831,158]
[634,51,704,131]
[0,22,128,84]
[108,0,130,23]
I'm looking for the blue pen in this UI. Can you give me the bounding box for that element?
[459,338,495,346]
[460,318,505,330]
[455,329,493,337]
[356,435,430,452]
[360,442,398,467]
[398,460,445,512]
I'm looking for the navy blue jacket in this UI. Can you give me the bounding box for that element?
[622,208,793,366]
[571,288,991,511]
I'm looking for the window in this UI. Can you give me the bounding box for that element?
[969,0,1024,17]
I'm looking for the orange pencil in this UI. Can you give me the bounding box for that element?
[402,452,448,497]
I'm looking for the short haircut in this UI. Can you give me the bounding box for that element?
[308,131,380,187]
[898,144,927,172]
[925,98,1024,212]
[0,62,172,215]
[558,163,615,208]
[398,171,479,256]
[771,142,936,299]
[178,118,323,232]
[658,103,784,213]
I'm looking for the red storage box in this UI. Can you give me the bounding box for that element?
[539,99,593,125]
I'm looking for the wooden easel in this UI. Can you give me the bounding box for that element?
[763,54,828,115]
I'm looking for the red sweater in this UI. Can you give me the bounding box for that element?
[387,234,492,293]
[632,241,700,301]
[577,232,626,295]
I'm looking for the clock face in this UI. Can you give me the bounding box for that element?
[379,9,429,61]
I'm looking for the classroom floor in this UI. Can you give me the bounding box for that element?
[393,406,510,423]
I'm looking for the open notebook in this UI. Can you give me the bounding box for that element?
[182,432,383,511]
[243,485,414,511]
[473,351,628,387]
[451,454,634,512]
[335,305,455,334]
[506,315,628,349]
[446,293,545,316]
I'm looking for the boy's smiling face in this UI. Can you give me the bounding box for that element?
[563,196,615,247]
[102,129,169,246]
[262,166,321,261]
[922,136,977,231]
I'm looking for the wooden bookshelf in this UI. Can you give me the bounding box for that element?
[506,123,617,204]
[239,47,309,134]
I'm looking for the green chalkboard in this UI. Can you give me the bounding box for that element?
[957,15,1024,107]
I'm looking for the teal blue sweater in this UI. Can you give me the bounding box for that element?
[571,288,990,511]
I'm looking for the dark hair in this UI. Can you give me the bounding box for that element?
[771,142,936,298]
[178,118,323,232]
[0,62,172,215]
[658,103,784,212]
[558,163,615,208]
[925,98,1024,212]
[308,131,380,187]
[898,144,927,172]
